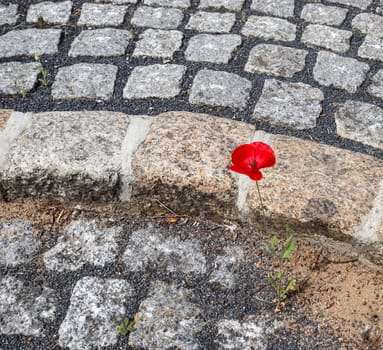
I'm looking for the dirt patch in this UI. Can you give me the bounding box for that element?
[0,109,12,130]
[0,199,382,349]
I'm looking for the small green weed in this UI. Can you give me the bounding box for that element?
[20,87,27,98]
[34,54,50,87]
[268,226,298,300]
[37,15,47,28]
[117,316,135,336]
[241,10,247,23]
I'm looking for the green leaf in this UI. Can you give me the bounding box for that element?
[268,276,278,290]
[117,317,135,336]
[270,235,278,249]
[280,237,296,259]
[285,278,297,294]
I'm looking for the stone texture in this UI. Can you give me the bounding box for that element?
[44,220,121,271]
[94,0,137,3]
[313,51,369,93]
[0,4,18,25]
[209,246,244,288]
[131,111,254,216]
[129,281,204,350]
[144,0,190,8]
[0,221,41,266]
[190,69,252,109]
[301,3,347,26]
[368,69,383,99]
[0,111,129,201]
[131,6,183,29]
[358,35,383,62]
[185,34,241,64]
[69,28,131,57]
[59,277,133,350]
[133,29,183,58]
[27,1,72,24]
[301,24,352,53]
[245,134,383,237]
[186,11,235,33]
[327,0,372,10]
[78,3,128,26]
[352,13,383,38]
[216,317,269,349]
[245,44,307,78]
[253,79,324,129]
[52,63,117,100]
[0,276,56,336]
[199,0,245,11]
[335,100,383,150]
[0,62,40,95]
[241,16,296,41]
[0,29,61,58]
[122,227,206,273]
[123,64,185,99]
[251,0,295,18]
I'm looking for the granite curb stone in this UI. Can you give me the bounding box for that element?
[1,110,383,261]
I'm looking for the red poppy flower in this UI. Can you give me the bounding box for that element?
[230,142,276,180]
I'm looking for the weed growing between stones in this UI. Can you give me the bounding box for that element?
[229,141,298,301]
[117,316,136,336]
[34,54,50,88]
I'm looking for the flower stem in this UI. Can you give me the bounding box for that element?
[256,180,266,218]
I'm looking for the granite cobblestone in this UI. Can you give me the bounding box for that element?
[26,1,73,25]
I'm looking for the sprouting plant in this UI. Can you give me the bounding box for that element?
[37,15,46,28]
[130,25,138,40]
[20,87,27,98]
[241,10,247,23]
[268,226,298,300]
[117,316,136,336]
[34,54,50,87]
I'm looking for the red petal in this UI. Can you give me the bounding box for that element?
[250,142,276,169]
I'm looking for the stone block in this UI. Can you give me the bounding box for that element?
[0,111,129,202]
[130,111,254,216]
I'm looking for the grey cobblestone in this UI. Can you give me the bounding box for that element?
[301,24,352,53]
[186,11,235,33]
[59,277,134,350]
[122,227,206,273]
[123,64,185,99]
[185,34,241,64]
[209,246,244,288]
[129,281,204,350]
[0,62,40,95]
[253,79,324,129]
[133,29,183,58]
[241,16,296,42]
[199,0,245,11]
[78,3,128,26]
[352,13,383,38]
[245,44,307,78]
[143,0,190,8]
[52,63,118,100]
[26,1,73,25]
[0,222,41,266]
[0,29,61,58]
[217,316,271,349]
[131,6,183,29]
[0,4,18,25]
[335,100,383,150]
[327,0,372,10]
[251,0,295,18]
[358,35,383,61]
[43,220,121,271]
[69,28,131,57]
[301,3,347,26]
[368,69,383,99]
[0,276,56,336]
[190,69,252,109]
[94,0,137,3]
[313,51,369,93]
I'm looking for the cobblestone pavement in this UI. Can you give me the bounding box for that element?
[0,212,357,350]
[2,1,383,349]
[0,0,383,157]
